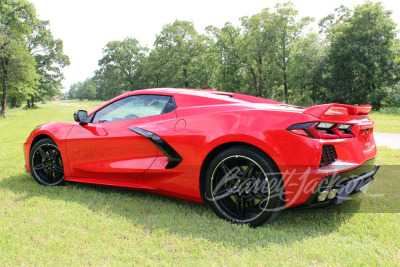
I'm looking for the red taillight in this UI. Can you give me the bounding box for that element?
[287,122,355,139]
[289,129,309,136]
[308,123,339,139]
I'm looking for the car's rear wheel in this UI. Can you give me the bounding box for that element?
[29,138,65,186]
[205,146,285,227]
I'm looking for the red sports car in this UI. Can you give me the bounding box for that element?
[24,88,379,227]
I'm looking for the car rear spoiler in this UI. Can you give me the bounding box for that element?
[303,104,372,118]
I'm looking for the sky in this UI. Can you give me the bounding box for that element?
[28,0,400,92]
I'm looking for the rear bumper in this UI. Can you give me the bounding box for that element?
[300,159,379,207]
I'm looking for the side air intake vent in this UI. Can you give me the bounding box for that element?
[320,145,337,167]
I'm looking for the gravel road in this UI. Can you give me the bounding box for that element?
[374,132,400,149]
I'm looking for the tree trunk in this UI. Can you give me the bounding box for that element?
[283,64,288,103]
[31,95,35,107]
[283,73,288,104]
[248,66,259,97]
[282,52,288,103]
[257,56,263,98]
[312,81,315,106]
[27,99,31,108]
[183,68,189,88]
[1,58,9,118]
[281,26,289,104]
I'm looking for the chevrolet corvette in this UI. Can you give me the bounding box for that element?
[24,88,379,227]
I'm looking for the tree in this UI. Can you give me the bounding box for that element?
[209,9,281,98]
[270,2,313,103]
[208,3,311,102]
[96,38,148,100]
[206,23,244,93]
[26,19,70,106]
[2,42,38,108]
[152,20,215,89]
[0,0,37,117]
[67,82,78,99]
[322,1,399,108]
[68,1,400,109]
[140,46,167,88]
[288,33,326,106]
[239,8,292,98]
[72,78,97,100]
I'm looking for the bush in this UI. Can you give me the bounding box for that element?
[378,107,400,114]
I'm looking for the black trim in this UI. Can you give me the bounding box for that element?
[342,124,354,136]
[161,97,177,114]
[286,122,316,138]
[300,159,379,207]
[320,145,337,167]
[86,113,95,123]
[128,127,183,169]
[286,122,315,130]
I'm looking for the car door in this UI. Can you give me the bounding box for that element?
[65,94,176,184]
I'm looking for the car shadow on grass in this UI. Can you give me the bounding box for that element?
[1,173,362,248]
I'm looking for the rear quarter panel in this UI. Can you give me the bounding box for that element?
[143,105,322,204]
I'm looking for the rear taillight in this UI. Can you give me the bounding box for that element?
[287,122,355,139]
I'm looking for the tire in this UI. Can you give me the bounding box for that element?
[205,146,285,227]
[29,138,65,186]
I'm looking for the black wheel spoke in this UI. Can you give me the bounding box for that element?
[50,150,60,160]
[250,191,269,200]
[242,162,255,179]
[54,164,64,173]
[213,187,235,200]
[38,147,47,159]
[234,195,246,220]
[34,163,46,171]
[220,163,230,176]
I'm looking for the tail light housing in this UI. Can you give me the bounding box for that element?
[287,122,354,139]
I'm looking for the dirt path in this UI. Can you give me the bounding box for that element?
[374,132,400,149]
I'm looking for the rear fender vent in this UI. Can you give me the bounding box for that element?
[320,145,337,167]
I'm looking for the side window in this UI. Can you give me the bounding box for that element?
[93,95,175,123]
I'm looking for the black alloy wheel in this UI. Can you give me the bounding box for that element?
[205,146,285,227]
[29,138,65,186]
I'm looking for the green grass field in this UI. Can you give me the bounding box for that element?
[370,111,400,134]
[0,101,399,265]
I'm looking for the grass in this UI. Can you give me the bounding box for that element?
[370,111,400,134]
[0,101,399,265]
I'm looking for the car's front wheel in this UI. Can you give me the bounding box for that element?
[29,138,65,186]
[205,146,285,227]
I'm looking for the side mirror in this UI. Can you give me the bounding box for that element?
[73,110,88,125]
